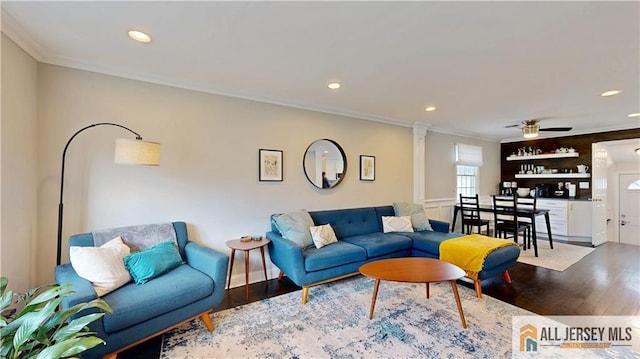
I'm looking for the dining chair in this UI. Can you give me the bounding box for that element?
[492,194,531,248]
[516,196,537,249]
[459,194,491,236]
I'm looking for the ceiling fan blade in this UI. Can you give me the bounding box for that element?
[539,127,572,132]
[505,124,521,128]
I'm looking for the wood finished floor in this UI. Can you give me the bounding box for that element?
[119,242,639,359]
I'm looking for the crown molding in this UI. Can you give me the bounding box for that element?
[426,126,501,143]
[1,8,45,61]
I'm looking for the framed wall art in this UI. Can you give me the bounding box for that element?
[359,155,375,181]
[259,149,283,182]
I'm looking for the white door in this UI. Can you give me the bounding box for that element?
[619,174,640,246]
[591,143,608,246]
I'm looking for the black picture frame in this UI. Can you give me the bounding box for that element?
[360,155,375,181]
[259,149,283,182]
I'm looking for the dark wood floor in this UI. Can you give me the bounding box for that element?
[120,242,639,359]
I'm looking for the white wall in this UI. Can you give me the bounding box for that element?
[425,131,500,199]
[35,64,415,286]
[1,34,38,292]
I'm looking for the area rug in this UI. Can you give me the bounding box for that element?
[517,240,595,271]
[161,275,535,358]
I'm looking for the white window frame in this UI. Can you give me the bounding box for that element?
[457,165,479,197]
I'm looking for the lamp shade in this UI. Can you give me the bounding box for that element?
[114,138,160,165]
[522,125,539,139]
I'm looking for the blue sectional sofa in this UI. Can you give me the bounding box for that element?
[55,222,228,359]
[267,206,520,303]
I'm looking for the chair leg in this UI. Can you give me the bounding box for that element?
[199,312,215,332]
[474,280,482,298]
[278,271,284,280]
[502,270,512,284]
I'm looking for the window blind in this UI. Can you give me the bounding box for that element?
[455,143,483,167]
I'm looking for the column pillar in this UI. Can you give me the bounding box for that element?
[413,123,430,204]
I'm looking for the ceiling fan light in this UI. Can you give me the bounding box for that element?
[522,125,539,138]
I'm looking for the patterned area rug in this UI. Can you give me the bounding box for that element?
[517,240,595,271]
[161,275,535,358]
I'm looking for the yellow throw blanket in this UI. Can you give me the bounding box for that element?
[439,234,518,280]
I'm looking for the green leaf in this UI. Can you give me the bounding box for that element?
[36,337,105,359]
[19,286,71,317]
[51,313,104,342]
[13,299,62,350]
[0,277,7,295]
[0,290,14,313]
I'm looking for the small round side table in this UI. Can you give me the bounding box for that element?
[225,237,271,300]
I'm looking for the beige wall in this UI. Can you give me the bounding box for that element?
[1,34,39,292]
[425,131,500,199]
[34,64,414,285]
[3,35,501,289]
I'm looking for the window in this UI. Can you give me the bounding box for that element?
[455,143,482,197]
[457,165,478,197]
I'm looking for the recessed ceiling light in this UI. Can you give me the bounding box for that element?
[327,82,341,90]
[600,90,621,97]
[424,106,436,112]
[128,30,151,43]
[627,113,640,118]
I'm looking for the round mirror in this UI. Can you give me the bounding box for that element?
[303,139,347,189]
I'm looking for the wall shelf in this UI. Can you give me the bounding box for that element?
[506,152,579,161]
[515,173,591,179]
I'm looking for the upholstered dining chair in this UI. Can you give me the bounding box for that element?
[492,194,531,248]
[459,194,491,236]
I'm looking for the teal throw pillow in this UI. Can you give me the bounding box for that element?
[273,210,315,248]
[123,241,184,284]
[393,202,433,231]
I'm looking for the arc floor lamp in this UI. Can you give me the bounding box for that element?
[57,122,160,265]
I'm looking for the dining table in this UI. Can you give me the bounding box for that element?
[451,203,553,257]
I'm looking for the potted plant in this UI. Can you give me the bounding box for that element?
[0,276,112,359]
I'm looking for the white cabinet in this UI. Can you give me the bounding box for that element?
[535,199,592,242]
[536,199,568,236]
[568,201,592,237]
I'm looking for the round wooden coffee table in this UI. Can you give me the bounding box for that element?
[359,257,467,328]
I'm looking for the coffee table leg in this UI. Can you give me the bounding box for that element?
[368,279,380,320]
[450,280,468,329]
[426,283,430,299]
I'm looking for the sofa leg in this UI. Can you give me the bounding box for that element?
[103,354,117,359]
[301,286,309,304]
[199,313,215,332]
[502,270,512,284]
[474,280,482,298]
[278,271,284,280]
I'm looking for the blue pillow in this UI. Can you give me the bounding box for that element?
[273,210,315,248]
[123,241,184,284]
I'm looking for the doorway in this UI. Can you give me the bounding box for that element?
[619,174,640,246]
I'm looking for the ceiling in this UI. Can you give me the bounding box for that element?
[2,1,639,143]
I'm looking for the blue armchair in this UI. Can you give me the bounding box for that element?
[54,222,228,359]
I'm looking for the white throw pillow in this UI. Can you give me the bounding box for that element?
[309,224,338,249]
[70,236,132,297]
[382,216,414,233]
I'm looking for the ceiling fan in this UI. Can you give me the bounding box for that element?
[506,119,573,139]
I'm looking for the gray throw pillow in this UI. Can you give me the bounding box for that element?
[393,202,433,231]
